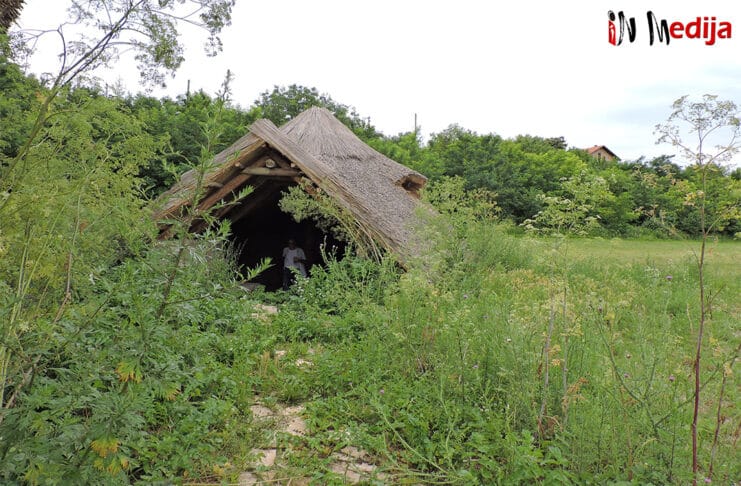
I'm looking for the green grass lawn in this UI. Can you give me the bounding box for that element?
[544,237,740,296]
[565,237,740,266]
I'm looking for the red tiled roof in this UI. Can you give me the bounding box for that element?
[586,145,618,158]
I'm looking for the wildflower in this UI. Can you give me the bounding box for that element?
[463,294,469,299]
[625,353,632,359]
[379,388,385,395]
[506,338,512,343]
[473,364,479,370]
[704,478,711,484]
[666,275,673,281]
[668,375,675,383]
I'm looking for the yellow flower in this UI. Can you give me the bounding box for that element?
[91,437,120,458]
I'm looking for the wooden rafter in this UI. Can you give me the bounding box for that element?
[188,177,278,233]
[213,178,271,220]
[226,181,286,224]
[196,172,253,212]
[194,152,279,212]
[154,138,265,220]
[241,167,301,177]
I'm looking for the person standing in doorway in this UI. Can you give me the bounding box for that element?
[282,238,307,290]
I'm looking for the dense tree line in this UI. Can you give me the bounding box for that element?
[378,128,740,238]
[2,59,738,237]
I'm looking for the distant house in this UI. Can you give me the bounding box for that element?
[585,145,618,162]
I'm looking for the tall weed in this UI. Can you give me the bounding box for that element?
[0,238,275,483]
[291,218,738,483]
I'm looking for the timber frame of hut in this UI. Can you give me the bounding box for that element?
[154,107,428,289]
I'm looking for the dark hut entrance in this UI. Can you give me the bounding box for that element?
[227,182,347,291]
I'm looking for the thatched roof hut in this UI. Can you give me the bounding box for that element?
[1,0,25,31]
[154,107,428,287]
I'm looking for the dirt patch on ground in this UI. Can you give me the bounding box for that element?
[238,349,387,485]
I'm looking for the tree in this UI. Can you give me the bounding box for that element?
[368,131,427,174]
[655,94,741,485]
[128,89,259,195]
[10,0,235,88]
[0,55,40,158]
[514,134,567,152]
[2,0,235,211]
[254,84,380,140]
[521,171,615,236]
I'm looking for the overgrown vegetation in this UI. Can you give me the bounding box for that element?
[0,12,739,482]
[1,240,262,482]
[249,216,739,484]
[279,184,384,261]
[0,47,263,481]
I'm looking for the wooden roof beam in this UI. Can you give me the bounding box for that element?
[241,167,301,177]
[196,173,253,212]
[194,153,278,212]
[226,182,283,224]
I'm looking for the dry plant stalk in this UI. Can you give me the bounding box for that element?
[538,285,557,440]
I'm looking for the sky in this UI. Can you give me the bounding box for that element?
[14,0,741,164]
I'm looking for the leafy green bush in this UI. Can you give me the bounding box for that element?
[0,240,267,483]
[0,67,278,483]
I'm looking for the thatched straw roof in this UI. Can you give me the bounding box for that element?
[1,0,25,31]
[154,107,428,263]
